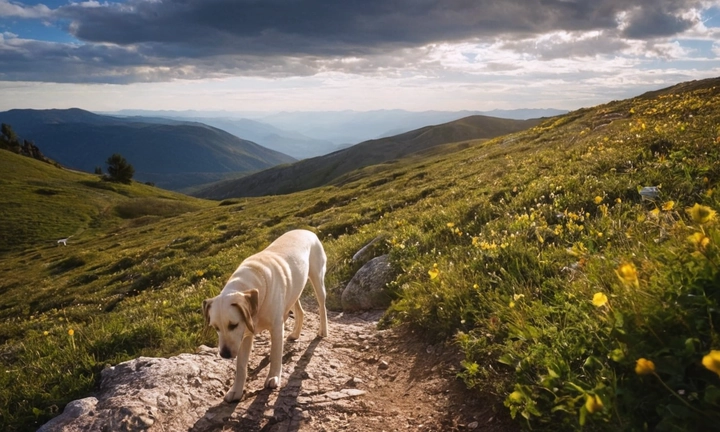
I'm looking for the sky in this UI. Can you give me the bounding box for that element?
[1,0,719,113]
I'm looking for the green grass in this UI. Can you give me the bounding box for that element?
[0,151,211,252]
[1,77,720,431]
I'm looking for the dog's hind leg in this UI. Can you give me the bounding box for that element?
[288,300,304,340]
[225,335,253,403]
[308,264,329,338]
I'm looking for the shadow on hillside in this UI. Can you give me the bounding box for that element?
[190,337,322,432]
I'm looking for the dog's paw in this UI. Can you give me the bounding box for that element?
[264,376,280,389]
[317,327,328,338]
[224,389,242,403]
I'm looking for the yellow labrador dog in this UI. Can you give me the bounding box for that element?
[203,229,329,402]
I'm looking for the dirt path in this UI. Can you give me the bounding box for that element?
[190,306,518,432]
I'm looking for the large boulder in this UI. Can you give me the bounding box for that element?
[341,255,394,311]
[39,345,234,432]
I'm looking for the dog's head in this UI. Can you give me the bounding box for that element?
[203,289,259,359]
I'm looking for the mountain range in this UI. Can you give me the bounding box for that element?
[0,109,296,191]
[193,114,543,199]
[111,108,566,151]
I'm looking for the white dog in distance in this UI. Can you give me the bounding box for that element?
[203,229,329,402]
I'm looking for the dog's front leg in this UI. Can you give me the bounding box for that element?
[265,324,284,389]
[225,335,253,403]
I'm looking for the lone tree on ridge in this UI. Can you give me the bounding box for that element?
[105,153,135,183]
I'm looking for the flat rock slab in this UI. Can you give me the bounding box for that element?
[40,308,385,432]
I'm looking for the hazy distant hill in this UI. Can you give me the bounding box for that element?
[257,108,565,144]
[110,108,566,150]
[194,114,542,199]
[0,109,295,190]
[159,117,339,159]
[111,110,341,159]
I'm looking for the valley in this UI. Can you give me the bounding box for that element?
[0,77,719,431]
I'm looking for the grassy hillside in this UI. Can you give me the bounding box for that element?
[0,150,213,253]
[0,108,296,191]
[1,77,720,431]
[193,114,541,199]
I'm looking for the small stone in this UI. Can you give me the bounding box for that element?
[345,377,364,387]
[378,360,389,370]
[468,421,479,429]
[137,414,155,427]
[294,409,311,420]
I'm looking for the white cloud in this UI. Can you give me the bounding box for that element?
[0,0,51,18]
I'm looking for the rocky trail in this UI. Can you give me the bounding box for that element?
[40,305,518,432]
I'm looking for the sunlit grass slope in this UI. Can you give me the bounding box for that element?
[1,77,719,431]
[0,151,211,253]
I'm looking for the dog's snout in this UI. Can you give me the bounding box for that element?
[219,347,232,359]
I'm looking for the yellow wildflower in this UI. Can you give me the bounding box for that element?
[428,264,440,280]
[616,263,639,287]
[594,196,603,205]
[68,328,74,336]
[592,292,608,307]
[649,208,660,218]
[446,222,455,228]
[509,301,516,308]
[508,391,523,403]
[702,350,720,377]
[585,395,604,414]
[43,331,49,336]
[635,358,655,375]
[662,201,675,211]
[687,232,711,251]
[686,203,717,224]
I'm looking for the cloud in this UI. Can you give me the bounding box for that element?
[56,0,707,52]
[0,0,51,18]
[619,5,698,38]
[0,0,715,84]
[499,30,630,60]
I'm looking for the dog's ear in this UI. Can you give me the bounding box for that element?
[246,289,259,317]
[202,298,214,327]
[231,291,258,334]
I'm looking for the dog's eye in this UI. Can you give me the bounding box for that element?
[228,323,239,331]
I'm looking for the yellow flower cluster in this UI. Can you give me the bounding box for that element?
[687,232,711,251]
[585,394,603,414]
[702,350,720,377]
[686,203,717,224]
[428,263,439,280]
[615,263,639,288]
[635,358,655,375]
[592,292,608,307]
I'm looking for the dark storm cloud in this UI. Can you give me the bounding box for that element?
[0,0,707,83]
[57,0,702,54]
[621,5,697,38]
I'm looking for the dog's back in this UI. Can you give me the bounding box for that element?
[263,229,325,271]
